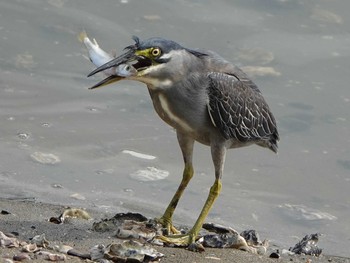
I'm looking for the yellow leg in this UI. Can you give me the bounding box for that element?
[158,164,194,234]
[157,178,222,248]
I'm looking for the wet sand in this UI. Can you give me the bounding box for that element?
[1,198,349,263]
[1,0,350,259]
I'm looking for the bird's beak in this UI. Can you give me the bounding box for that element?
[88,75,123,90]
[87,48,136,90]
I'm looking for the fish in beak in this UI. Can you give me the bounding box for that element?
[87,47,138,89]
[79,31,139,89]
[84,35,155,89]
[88,63,137,89]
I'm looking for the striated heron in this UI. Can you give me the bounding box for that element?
[87,36,279,250]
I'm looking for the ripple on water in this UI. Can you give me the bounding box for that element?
[30,152,61,165]
[122,150,156,160]
[130,167,169,182]
[17,132,30,140]
[41,123,53,128]
[280,204,337,221]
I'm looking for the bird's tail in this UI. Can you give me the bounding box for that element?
[268,131,279,153]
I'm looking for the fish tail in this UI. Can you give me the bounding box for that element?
[92,38,99,47]
[78,30,88,43]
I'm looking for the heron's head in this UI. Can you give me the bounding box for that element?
[88,36,206,89]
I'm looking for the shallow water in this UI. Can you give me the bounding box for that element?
[0,0,349,257]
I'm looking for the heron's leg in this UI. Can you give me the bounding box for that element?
[158,132,194,235]
[157,143,226,250]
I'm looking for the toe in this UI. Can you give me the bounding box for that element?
[187,242,205,252]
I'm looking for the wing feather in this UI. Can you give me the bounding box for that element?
[207,72,279,152]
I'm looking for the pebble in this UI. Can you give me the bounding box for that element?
[13,253,31,261]
[269,251,280,258]
[1,210,11,215]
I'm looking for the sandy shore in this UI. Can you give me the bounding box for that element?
[0,198,348,263]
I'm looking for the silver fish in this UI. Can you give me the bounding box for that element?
[115,64,136,77]
[79,31,136,77]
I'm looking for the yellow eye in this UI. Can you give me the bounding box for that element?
[151,48,161,57]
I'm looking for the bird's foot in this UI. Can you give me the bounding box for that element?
[156,217,181,235]
[156,233,204,252]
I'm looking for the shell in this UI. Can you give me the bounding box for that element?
[289,233,322,256]
[92,221,114,232]
[202,232,249,250]
[89,244,106,261]
[0,231,20,248]
[202,223,247,250]
[202,223,268,254]
[52,244,73,254]
[36,251,66,261]
[22,243,39,252]
[61,208,92,220]
[240,229,261,246]
[105,240,164,262]
[31,233,49,248]
[47,253,66,261]
[94,214,270,255]
[93,212,148,232]
[115,220,158,240]
[50,208,92,224]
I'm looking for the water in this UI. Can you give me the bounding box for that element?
[1,0,349,257]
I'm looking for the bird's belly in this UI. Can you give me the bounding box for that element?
[150,91,214,145]
[155,93,194,133]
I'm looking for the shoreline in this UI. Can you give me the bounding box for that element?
[0,198,349,263]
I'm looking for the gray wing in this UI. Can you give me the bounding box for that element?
[207,72,279,152]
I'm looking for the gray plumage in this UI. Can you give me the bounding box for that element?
[88,37,279,249]
[207,71,279,153]
[137,42,279,153]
